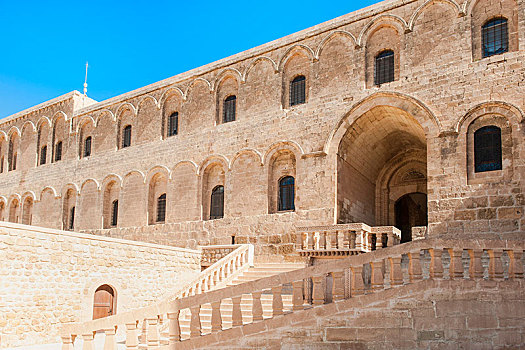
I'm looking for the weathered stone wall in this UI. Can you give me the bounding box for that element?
[0,222,201,348]
[0,0,523,256]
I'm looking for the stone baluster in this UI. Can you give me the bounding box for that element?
[296,232,304,249]
[370,261,384,290]
[252,291,264,321]
[351,265,364,296]
[375,234,383,249]
[146,317,160,348]
[235,254,241,268]
[61,335,74,350]
[355,230,364,251]
[343,230,350,249]
[311,275,325,305]
[387,232,394,247]
[272,286,284,316]
[167,310,180,344]
[314,232,320,250]
[210,301,222,331]
[429,248,444,279]
[103,327,117,350]
[335,230,342,249]
[508,250,524,279]
[219,264,226,281]
[189,306,201,338]
[448,249,464,279]
[125,322,139,350]
[229,260,235,275]
[468,250,484,279]
[489,249,504,280]
[331,270,345,301]
[231,296,243,326]
[307,232,314,250]
[389,256,403,286]
[82,333,95,350]
[408,251,422,282]
[292,281,304,310]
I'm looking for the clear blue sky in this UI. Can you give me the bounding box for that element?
[0,0,381,119]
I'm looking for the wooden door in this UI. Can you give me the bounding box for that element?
[93,285,115,320]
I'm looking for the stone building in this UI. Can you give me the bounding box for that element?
[1,0,525,347]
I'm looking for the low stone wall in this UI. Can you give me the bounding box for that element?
[0,222,201,348]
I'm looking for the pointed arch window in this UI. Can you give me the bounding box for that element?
[111,200,118,227]
[474,126,502,173]
[210,185,224,220]
[290,75,306,106]
[168,112,178,137]
[40,145,47,165]
[278,176,295,211]
[223,96,236,123]
[482,18,508,58]
[83,136,92,157]
[122,125,132,148]
[375,50,394,86]
[156,193,166,223]
[55,141,62,162]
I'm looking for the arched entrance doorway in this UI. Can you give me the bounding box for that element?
[395,193,428,243]
[334,95,433,239]
[93,284,116,320]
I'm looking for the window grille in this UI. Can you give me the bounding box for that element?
[223,96,236,123]
[375,50,395,86]
[111,200,118,227]
[290,76,306,106]
[69,206,75,230]
[278,176,295,211]
[168,112,178,137]
[84,136,92,157]
[55,142,62,162]
[123,125,132,148]
[474,125,502,173]
[156,193,166,223]
[40,146,47,165]
[210,185,224,219]
[482,18,508,58]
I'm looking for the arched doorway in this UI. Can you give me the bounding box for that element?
[93,284,116,320]
[395,193,428,243]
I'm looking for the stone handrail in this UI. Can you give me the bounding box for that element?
[296,223,401,256]
[61,235,524,349]
[60,244,253,348]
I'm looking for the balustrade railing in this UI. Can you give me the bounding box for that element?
[296,223,401,257]
[61,236,524,349]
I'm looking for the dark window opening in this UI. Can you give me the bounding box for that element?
[12,153,17,171]
[375,50,395,86]
[55,142,62,162]
[8,140,15,171]
[123,125,132,148]
[474,125,502,173]
[223,95,236,123]
[210,185,224,220]
[231,235,236,245]
[40,146,47,165]
[482,18,508,58]
[84,136,92,157]
[156,193,166,223]
[278,176,295,211]
[168,112,178,137]
[111,200,118,227]
[290,75,306,106]
[69,206,75,230]
[0,157,3,173]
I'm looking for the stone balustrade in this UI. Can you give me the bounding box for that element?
[296,223,401,257]
[61,236,524,349]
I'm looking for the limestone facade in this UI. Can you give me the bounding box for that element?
[0,0,523,259]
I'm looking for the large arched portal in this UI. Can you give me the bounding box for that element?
[336,104,428,241]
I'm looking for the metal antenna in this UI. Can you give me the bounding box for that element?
[83,61,89,96]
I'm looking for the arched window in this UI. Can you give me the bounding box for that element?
[375,50,394,86]
[474,125,502,173]
[93,285,116,320]
[210,185,224,219]
[12,153,17,171]
[122,125,132,148]
[482,18,508,58]
[168,112,178,137]
[290,75,306,106]
[111,200,118,227]
[8,139,15,171]
[0,157,3,173]
[39,145,47,165]
[68,206,75,230]
[223,95,236,123]
[156,193,166,223]
[278,176,295,211]
[55,141,62,162]
[83,136,92,157]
